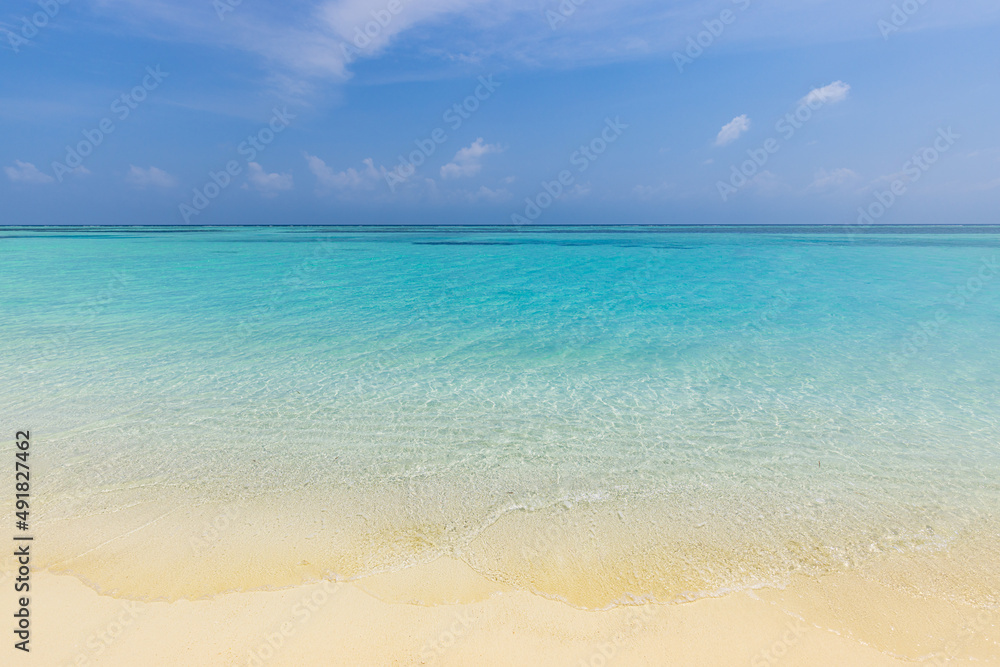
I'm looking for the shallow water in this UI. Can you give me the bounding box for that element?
[2,226,999,606]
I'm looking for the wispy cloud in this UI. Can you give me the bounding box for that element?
[747,170,787,195]
[321,0,484,56]
[808,167,859,191]
[305,153,386,193]
[440,138,504,179]
[463,185,512,203]
[972,177,1000,191]
[82,2,1000,94]
[715,115,750,147]
[126,165,178,188]
[800,81,851,106]
[633,181,675,198]
[5,160,54,184]
[247,162,293,195]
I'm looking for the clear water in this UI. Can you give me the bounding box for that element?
[2,226,999,606]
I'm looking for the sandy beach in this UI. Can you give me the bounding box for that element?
[13,552,998,666]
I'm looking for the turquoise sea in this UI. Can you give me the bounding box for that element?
[2,226,999,607]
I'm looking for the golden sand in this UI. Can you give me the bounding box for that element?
[10,555,998,666]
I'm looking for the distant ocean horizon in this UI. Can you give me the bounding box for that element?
[3,225,999,609]
[4,223,1000,229]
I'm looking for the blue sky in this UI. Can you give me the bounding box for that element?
[2,0,999,225]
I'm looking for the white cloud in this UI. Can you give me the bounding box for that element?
[82,2,1000,90]
[808,167,859,191]
[4,160,53,184]
[440,138,504,179]
[715,115,750,147]
[87,1,352,84]
[800,81,851,107]
[320,0,480,56]
[866,166,923,191]
[86,0,503,87]
[247,162,293,195]
[305,153,386,193]
[747,170,787,195]
[126,165,177,188]
[633,182,675,198]
[464,185,512,203]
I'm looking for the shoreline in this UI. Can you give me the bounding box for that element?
[30,489,1000,609]
[13,557,999,666]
